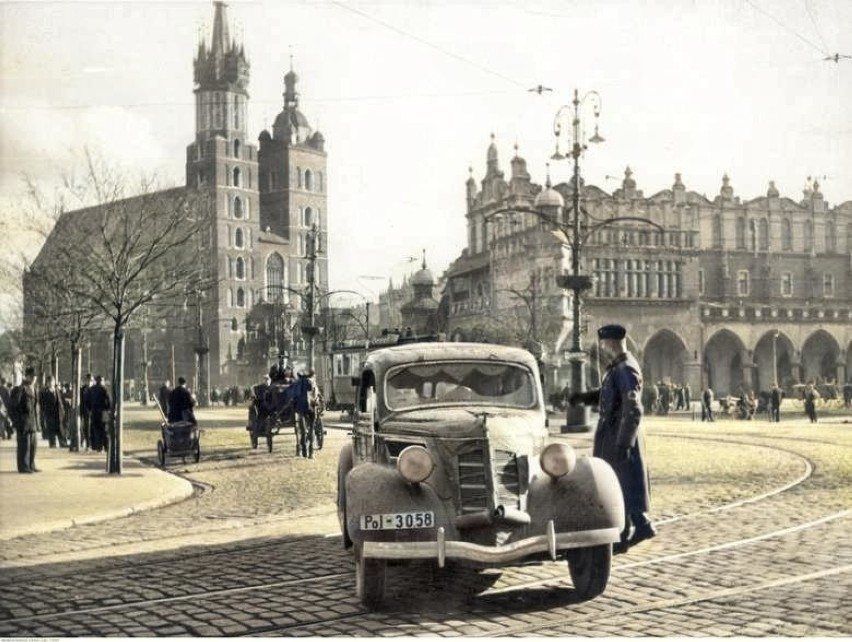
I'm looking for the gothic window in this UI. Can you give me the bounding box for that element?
[712,215,722,248]
[231,317,238,331]
[236,288,245,307]
[235,257,245,279]
[233,139,241,158]
[234,196,243,219]
[233,167,241,187]
[782,218,792,250]
[235,228,244,248]
[318,171,324,192]
[305,169,313,191]
[823,273,835,297]
[304,207,313,227]
[781,272,793,297]
[736,270,750,296]
[735,217,747,249]
[266,253,285,298]
[758,218,769,250]
[825,220,836,252]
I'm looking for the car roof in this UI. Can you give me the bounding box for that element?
[364,342,539,371]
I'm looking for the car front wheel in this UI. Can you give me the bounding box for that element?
[567,544,611,599]
[355,542,385,610]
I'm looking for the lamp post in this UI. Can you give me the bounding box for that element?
[773,329,779,386]
[479,89,664,432]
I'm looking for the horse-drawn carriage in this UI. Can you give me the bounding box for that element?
[246,377,326,455]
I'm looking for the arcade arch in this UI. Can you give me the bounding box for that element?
[801,330,840,384]
[641,330,689,387]
[753,331,794,392]
[704,330,748,396]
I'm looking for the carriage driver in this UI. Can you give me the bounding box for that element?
[269,354,293,384]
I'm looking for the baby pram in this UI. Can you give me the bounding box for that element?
[155,398,200,467]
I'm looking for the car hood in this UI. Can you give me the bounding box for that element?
[380,406,547,452]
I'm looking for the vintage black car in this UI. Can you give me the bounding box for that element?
[336,342,625,609]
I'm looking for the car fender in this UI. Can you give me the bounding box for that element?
[527,455,625,534]
[344,462,452,545]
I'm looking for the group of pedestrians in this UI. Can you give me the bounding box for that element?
[642,380,692,416]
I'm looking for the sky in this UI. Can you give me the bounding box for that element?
[1,0,851,325]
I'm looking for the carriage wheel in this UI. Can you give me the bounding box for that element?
[314,417,325,450]
[156,440,165,468]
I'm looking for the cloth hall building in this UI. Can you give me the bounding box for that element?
[443,136,852,398]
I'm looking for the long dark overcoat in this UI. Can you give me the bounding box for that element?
[592,352,651,515]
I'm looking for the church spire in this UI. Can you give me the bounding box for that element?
[211,1,230,59]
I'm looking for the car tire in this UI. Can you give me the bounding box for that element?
[355,542,385,610]
[567,544,611,599]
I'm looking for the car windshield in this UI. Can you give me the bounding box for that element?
[385,361,537,410]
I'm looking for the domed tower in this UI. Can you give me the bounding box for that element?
[400,251,440,336]
[257,56,328,296]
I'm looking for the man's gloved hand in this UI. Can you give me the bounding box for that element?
[616,445,630,463]
[568,392,584,407]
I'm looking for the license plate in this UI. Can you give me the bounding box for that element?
[360,511,435,531]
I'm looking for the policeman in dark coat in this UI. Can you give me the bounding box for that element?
[168,377,197,424]
[570,324,655,552]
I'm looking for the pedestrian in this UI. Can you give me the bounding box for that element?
[843,380,852,409]
[570,324,655,553]
[0,378,12,439]
[291,371,316,458]
[803,382,820,423]
[157,379,172,418]
[168,376,197,424]
[684,382,692,410]
[10,367,40,473]
[39,375,67,448]
[86,375,111,453]
[249,374,271,444]
[79,373,94,452]
[60,382,75,447]
[769,383,784,423]
[702,386,715,422]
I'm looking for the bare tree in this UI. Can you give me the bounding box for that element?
[25,151,216,473]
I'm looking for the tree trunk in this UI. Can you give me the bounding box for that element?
[108,326,125,474]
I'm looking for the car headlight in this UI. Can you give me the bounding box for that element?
[397,445,434,483]
[540,442,576,479]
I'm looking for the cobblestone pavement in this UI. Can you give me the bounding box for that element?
[0,417,849,637]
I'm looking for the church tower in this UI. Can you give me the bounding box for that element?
[186,1,263,390]
[258,60,328,298]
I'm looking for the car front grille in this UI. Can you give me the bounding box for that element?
[458,445,521,514]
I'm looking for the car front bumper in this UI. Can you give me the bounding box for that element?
[361,521,620,567]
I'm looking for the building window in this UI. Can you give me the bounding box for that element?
[235,257,245,280]
[782,218,792,250]
[735,217,747,249]
[231,318,238,332]
[234,228,244,248]
[698,269,705,296]
[592,258,617,297]
[823,274,835,298]
[233,139,240,158]
[233,196,243,219]
[737,270,750,296]
[825,221,836,252]
[304,206,313,227]
[233,167,241,187]
[781,272,793,297]
[296,166,302,188]
[758,219,769,250]
[236,288,245,307]
[712,215,722,248]
[266,253,284,299]
[305,169,313,191]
